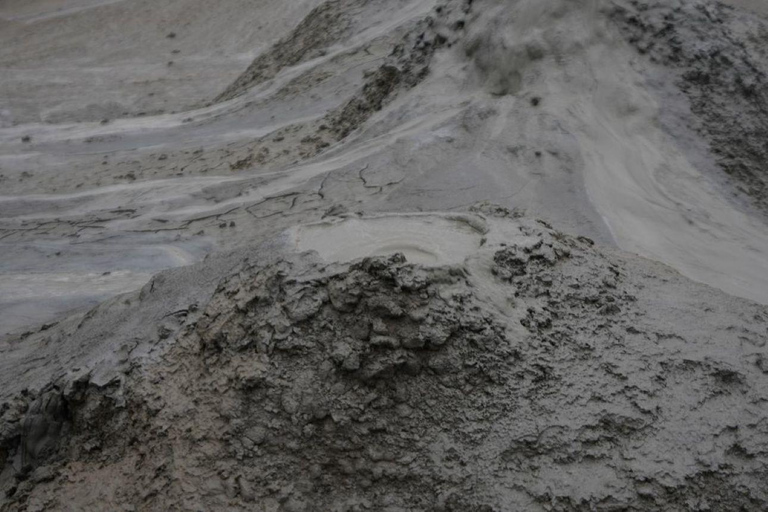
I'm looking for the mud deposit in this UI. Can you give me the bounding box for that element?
[1,212,767,511]
[3,0,768,510]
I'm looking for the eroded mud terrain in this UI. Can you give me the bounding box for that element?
[2,212,768,511]
[2,0,768,510]
[5,0,768,336]
[611,0,768,215]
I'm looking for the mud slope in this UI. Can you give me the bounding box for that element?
[0,0,324,124]
[1,1,768,508]
[611,0,768,215]
[2,212,768,511]
[4,0,768,338]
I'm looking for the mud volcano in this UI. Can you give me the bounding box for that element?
[2,211,767,510]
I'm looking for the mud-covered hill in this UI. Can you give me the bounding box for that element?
[3,1,768,510]
[2,212,768,511]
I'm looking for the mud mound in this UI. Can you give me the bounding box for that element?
[5,0,768,509]
[2,213,767,511]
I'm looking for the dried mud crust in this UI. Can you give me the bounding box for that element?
[609,0,768,215]
[2,216,768,511]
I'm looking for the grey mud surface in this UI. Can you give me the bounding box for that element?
[4,0,768,338]
[2,0,768,510]
[2,211,768,511]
